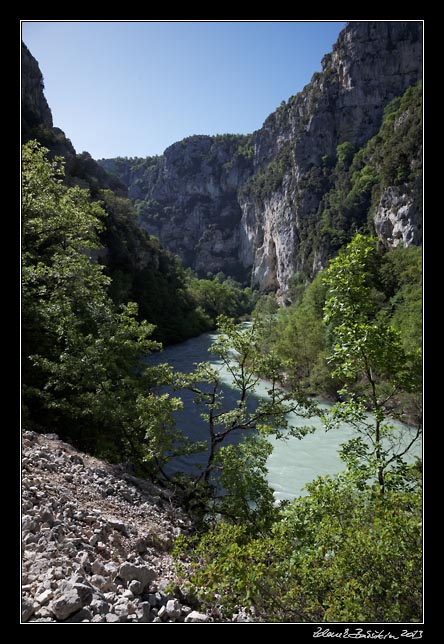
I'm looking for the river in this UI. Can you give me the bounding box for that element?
[149,331,422,501]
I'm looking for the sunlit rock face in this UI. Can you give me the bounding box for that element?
[99,22,422,293]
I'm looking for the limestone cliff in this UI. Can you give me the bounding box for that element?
[100,21,422,294]
[241,21,422,294]
[374,181,422,248]
[100,135,254,281]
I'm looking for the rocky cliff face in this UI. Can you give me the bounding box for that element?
[100,134,254,280]
[99,22,422,295]
[22,42,53,133]
[238,20,422,294]
[374,180,422,248]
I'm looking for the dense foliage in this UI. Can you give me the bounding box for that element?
[22,141,185,469]
[322,235,422,493]
[319,82,422,256]
[174,235,422,622]
[256,238,422,408]
[176,473,422,622]
[185,272,255,329]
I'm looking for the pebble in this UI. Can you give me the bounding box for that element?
[118,562,156,590]
[35,589,53,605]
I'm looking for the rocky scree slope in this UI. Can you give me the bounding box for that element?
[100,21,422,297]
[21,431,217,623]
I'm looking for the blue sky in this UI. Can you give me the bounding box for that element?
[22,21,346,159]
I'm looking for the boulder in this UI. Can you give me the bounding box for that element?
[64,607,93,623]
[128,580,143,595]
[184,610,212,623]
[50,587,84,620]
[34,589,53,605]
[118,562,156,590]
[72,582,93,606]
[91,574,116,593]
[21,596,35,622]
[91,559,106,576]
[91,614,105,622]
[136,602,151,623]
[90,597,109,615]
[165,598,182,619]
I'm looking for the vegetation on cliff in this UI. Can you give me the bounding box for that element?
[318,82,422,257]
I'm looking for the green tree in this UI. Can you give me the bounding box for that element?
[254,273,339,396]
[22,141,183,471]
[255,244,422,403]
[186,274,255,327]
[173,316,316,527]
[378,245,422,352]
[336,140,355,167]
[322,234,422,493]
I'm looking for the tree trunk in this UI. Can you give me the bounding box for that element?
[203,436,217,483]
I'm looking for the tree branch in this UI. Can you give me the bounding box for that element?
[385,424,422,466]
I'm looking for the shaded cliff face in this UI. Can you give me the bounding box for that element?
[21,42,127,197]
[22,42,53,134]
[100,21,422,294]
[100,135,254,281]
